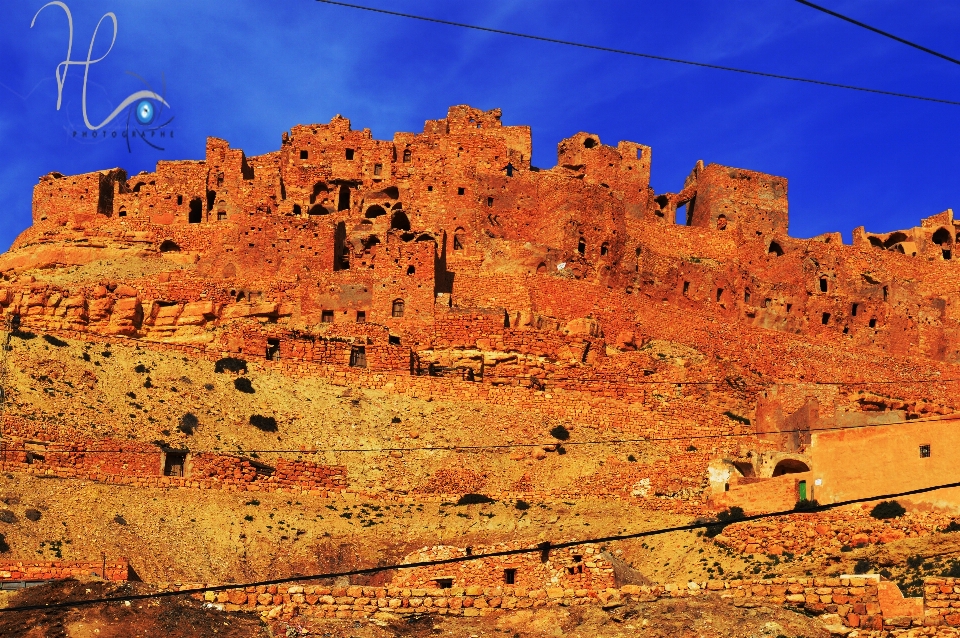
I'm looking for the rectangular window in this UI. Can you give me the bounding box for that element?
[503,568,516,585]
[345,148,355,160]
[300,150,308,160]
[217,210,227,221]
[356,311,366,323]
[373,163,382,176]
[177,195,183,205]
[349,346,367,368]
[457,187,465,195]
[321,310,334,323]
[403,149,411,162]
[435,578,453,589]
[920,444,931,458]
[487,196,494,207]
[682,281,689,296]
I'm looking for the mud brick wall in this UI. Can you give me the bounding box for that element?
[0,559,128,582]
[714,511,953,557]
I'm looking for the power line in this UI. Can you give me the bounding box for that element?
[314,0,960,107]
[794,0,960,67]
[1,414,954,455]
[3,475,959,613]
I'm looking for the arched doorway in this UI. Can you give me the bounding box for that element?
[772,459,810,477]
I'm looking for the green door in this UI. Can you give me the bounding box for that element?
[798,480,807,501]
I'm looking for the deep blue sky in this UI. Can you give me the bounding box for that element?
[1,1,958,250]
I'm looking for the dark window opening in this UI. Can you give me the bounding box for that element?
[566,565,583,575]
[293,204,302,216]
[356,311,366,323]
[944,249,952,260]
[392,299,405,318]
[453,233,464,250]
[436,578,453,589]
[337,186,350,211]
[373,163,382,176]
[345,148,355,160]
[217,210,227,221]
[389,334,400,345]
[676,203,687,225]
[427,185,433,192]
[206,190,216,211]
[406,265,415,275]
[583,138,597,149]
[504,569,516,585]
[118,210,127,217]
[390,211,410,231]
[487,196,494,207]
[403,149,411,162]
[821,312,831,325]
[883,286,888,301]
[819,278,828,293]
[300,150,308,160]
[682,281,689,296]
[716,288,724,303]
[457,187,465,195]
[716,214,727,230]
[573,555,582,563]
[869,318,877,328]
[177,195,183,205]
[763,298,771,308]
[349,346,367,368]
[189,199,203,223]
[786,303,793,313]
[600,242,609,256]
[920,444,931,458]
[744,289,751,303]
[321,310,334,323]
[163,451,187,477]
[308,204,329,216]
[159,240,180,253]
[266,338,280,361]
[505,163,514,177]
[852,303,859,316]
[577,238,585,255]
[365,205,386,218]
[26,452,45,464]
[768,241,784,256]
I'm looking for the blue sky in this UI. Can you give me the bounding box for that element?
[1,0,958,249]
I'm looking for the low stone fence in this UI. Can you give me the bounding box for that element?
[158,575,895,628]
[0,559,128,582]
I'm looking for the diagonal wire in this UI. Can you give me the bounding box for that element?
[314,0,960,106]
[794,0,960,67]
[3,475,960,612]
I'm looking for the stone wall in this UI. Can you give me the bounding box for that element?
[0,559,128,582]
[159,575,892,630]
[714,511,955,556]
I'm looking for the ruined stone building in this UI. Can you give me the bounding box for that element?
[2,104,960,514]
